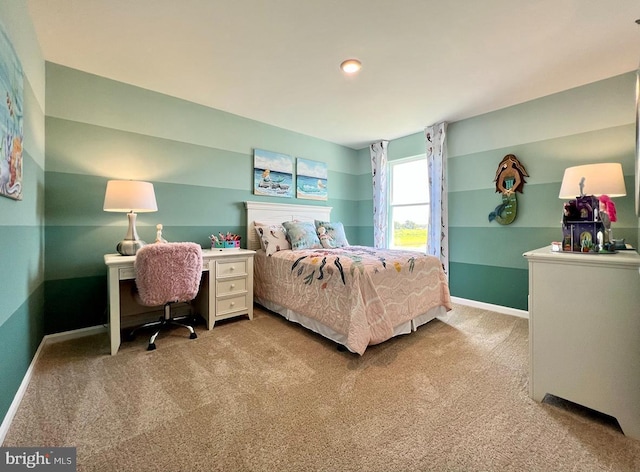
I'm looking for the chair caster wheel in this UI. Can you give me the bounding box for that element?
[147,343,156,351]
[190,332,197,340]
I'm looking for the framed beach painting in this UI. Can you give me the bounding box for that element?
[296,158,327,201]
[253,148,293,198]
[0,24,24,201]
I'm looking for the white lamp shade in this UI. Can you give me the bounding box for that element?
[103,180,158,212]
[558,163,627,199]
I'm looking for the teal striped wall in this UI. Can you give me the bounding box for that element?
[44,63,365,333]
[384,73,637,310]
[0,1,46,427]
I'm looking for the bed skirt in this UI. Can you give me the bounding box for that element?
[255,296,446,354]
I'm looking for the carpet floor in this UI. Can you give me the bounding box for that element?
[3,304,640,471]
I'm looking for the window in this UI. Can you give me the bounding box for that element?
[388,156,429,251]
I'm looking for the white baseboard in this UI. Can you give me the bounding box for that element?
[451,296,529,319]
[0,324,106,445]
[45,325,107,343]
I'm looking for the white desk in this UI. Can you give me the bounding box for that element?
[105,248,255,355]
[523,246,640,439]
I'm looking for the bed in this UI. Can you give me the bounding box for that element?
[245,201,452,354]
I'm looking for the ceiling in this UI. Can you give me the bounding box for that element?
[27,0,640,150]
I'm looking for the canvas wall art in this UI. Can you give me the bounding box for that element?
[296,158,327,201]
[0,23,24,201]
[253,148,293,198]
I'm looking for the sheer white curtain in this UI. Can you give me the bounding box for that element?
[370,141,389,248]
[425,123,448,275]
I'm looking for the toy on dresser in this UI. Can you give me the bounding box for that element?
[561,195,611,252]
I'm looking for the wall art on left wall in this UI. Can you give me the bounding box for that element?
[0,22,24,201]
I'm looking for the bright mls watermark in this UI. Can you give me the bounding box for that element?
[0,448,76,471]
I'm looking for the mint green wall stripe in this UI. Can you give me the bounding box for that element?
[0,225,45,325]
[448,73,635,157]
[45,63,361,174]
[449,262,528,311]
[45,117,253,188]
[449,124,635,193]
[388,132,424,160]
[23,77,45,168]
[45,172,363,228]
[449,227,558,270]
[352,172,373,201]
[355,147,371,173]
[0,285,45,419]
[46,117,364,201]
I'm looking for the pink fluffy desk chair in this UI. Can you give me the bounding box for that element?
[133,242,203,351]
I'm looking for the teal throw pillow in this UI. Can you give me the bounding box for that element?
[282,220,322,250]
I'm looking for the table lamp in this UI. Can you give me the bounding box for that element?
[103,180,158,255]
[558,163,626,251]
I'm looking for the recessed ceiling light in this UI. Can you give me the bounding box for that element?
[340,59,362,74]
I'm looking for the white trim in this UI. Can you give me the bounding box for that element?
[0,325,106,444]
[45,325,107,344]
[451,296,529,319]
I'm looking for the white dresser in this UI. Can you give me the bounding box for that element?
[523,246,640,439]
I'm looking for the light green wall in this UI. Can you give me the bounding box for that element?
[384,72,637,310]
[0,1,46,426]
[44,63,365,332]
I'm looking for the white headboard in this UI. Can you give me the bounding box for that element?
[245,201,332,251]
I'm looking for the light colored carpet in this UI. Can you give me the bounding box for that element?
[4,304,640,471]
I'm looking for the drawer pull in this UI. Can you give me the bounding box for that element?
[229,266,235,271]
[230,302,235,307]
[230,283,235,289]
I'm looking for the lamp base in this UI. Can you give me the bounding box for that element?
[117,239,147,256]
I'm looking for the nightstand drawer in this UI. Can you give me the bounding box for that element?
[216,278,247,296]
[216,259,247,277]
[216,294,248,315]
[119,267,136,279]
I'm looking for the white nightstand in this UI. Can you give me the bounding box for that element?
[207,248,255,329]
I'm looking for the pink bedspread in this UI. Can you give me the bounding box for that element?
[254,245,452,354]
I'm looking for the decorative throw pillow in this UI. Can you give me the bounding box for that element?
[315,220,349,248]
[282,220,322,250]
[254,223,291,256]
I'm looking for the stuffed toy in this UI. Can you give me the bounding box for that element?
[598,195,617,222]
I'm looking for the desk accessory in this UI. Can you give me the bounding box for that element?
[210,232,241,249]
